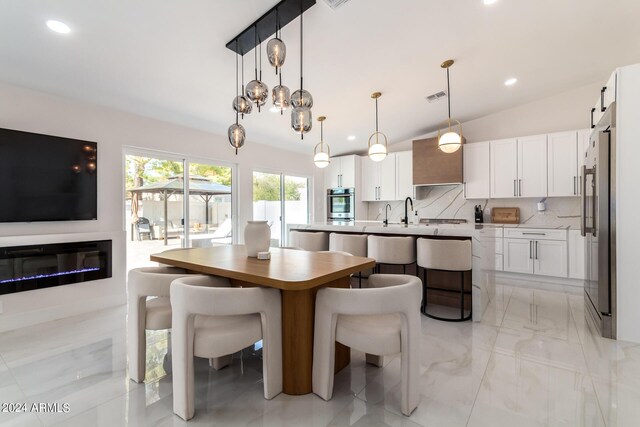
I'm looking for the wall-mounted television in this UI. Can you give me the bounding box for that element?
[0,128,97,222]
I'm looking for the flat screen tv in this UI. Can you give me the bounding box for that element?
[0,128,97,222]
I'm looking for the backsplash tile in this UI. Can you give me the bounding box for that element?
[366,184,580,228]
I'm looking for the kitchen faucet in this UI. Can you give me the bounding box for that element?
[383,204,392,226]
[402,197,413,225]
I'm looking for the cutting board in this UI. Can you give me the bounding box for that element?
[491,207,520,224]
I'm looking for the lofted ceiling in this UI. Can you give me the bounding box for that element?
[1,0,639,156]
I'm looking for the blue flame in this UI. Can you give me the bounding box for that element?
[1,267,101,284]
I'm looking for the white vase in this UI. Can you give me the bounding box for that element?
[244,221,270,257]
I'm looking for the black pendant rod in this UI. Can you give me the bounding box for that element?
[235,41,239,126]
[254,26,258,80]
[300,0,303,94]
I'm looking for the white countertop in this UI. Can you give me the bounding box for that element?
[288,221,500,238]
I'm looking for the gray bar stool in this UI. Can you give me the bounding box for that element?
[367,235,416,275]
[417,238,472,321]
[329,233,368,287]
[288,231,329,251]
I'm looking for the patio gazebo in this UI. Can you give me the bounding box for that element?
[128,175,231,245]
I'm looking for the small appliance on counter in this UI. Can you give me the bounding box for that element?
[491,207,520,224]
[474,205,484,223]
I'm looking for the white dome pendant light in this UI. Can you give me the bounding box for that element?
[437,59,463,154]
[368,92,388,162]
[313,116,331,168]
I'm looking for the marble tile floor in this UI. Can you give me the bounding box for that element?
[1,283,639,426]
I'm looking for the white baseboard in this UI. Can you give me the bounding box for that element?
[495,271,584,295]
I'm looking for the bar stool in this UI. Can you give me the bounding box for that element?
[288,231,329,251]
[416,238,472,322]
[329,233,368,287]
[367,235,416,275]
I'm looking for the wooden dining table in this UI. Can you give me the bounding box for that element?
[151,245,375,395]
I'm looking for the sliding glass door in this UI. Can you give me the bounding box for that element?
[253,171,310,247]
[125,150,236,272]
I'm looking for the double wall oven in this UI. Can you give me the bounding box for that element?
[327,188,355,221]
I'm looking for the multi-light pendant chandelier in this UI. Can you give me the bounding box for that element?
[437,59,463,154]
[227,0,313,153]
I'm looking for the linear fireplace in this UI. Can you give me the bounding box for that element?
[0,240,112,295]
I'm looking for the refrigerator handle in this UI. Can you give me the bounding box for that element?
[581,165,587,237]
[591,165,597,237]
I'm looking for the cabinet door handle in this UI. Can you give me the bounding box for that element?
[464,182,467,198]
[518,179,522,197]
[573,176,576,195]
[535,241,539,260]
[590,107,596,129]
[513,180,517,197]
[523,232,546,236]
[601,87,607,112]
[529,240,533,259]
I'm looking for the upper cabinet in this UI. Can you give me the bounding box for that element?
[324,155,358,189]
[490,136,547,198]
[361,153,397,202]
[413,137,463,186]
[517,135,548,198]
[490,138,518,198]
[395,151,414,200]
[463,142,490,199]
[548,131,579,197]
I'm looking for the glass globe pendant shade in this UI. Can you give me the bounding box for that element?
[232,95,252,115]
[245,80,269,106]
[291,107,312,134]
[313,151,330,168]
[291,89,313,108]
[438,131,462,153]
[272,85,291,111]
[228,123,246,150]
[267,37,286,68]
[367,131,388,162]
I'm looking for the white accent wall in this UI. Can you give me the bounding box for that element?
[0,82,324,332]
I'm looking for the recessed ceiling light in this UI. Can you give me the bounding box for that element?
[347,135,356,141]
[504,77,518,86]
[46,20,71,34]
[483,0,498,5]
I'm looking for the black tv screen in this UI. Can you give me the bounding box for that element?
[0,128,97,222]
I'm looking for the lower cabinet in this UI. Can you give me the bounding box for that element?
[568,229,586,280]
[503,230,568,278]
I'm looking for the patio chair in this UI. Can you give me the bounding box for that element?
[210,218,233,244]
[135,217,154,241]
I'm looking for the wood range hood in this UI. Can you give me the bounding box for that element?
[412,136,464,186]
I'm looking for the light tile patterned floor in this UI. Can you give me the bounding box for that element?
[0,282,638,426]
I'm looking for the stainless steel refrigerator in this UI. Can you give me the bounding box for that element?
[582,103,616,339]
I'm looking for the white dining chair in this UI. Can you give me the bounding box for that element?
[289,230,329,251]
[127,267,212,383]
[170,276,283,421]
[312,274,422,416]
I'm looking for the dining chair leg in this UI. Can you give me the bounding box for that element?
[460,271,465,320]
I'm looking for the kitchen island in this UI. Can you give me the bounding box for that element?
[288,221,501,321]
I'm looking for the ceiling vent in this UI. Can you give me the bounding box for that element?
[426,91,447,103]
[322,0,351,10]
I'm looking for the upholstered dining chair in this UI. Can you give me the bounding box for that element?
[170,276,283,421]
[312,274,422,416]
[289,230,329,251]
[128,267,195,383]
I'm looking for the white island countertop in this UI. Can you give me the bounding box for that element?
[287,221,502,322]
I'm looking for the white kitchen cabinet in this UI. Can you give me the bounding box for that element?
[490,139,518,198]
[463,142,490,199]
[547,131,578,197]
[534,240,568,277]
[395,151,413,200]
[324,155,358,189]
[361,154,396,201]
[569,229,586,280]
[517,135,547,198]
[504,238,534,274]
